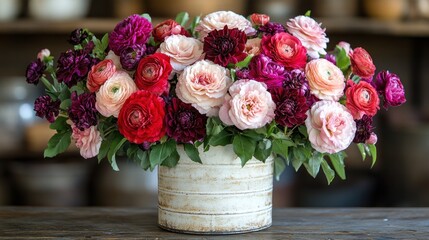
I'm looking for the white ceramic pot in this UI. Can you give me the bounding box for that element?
[158,145,274,234]
[0,0,22,21]
[28,0,91,20]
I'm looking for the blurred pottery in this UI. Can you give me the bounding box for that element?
[0,0,22,21]
[313,0,358,18]
[363,0,407,20]
[250,0,298,22]
[28,0,91,20]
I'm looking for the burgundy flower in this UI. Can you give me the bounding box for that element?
[34,95,60,123]
[235,68,251,79]
[166,98,207,143]
[374,70,406,108]
[325,53,336,65]
[145,44,158,55]
[282,69,309,96]
[258,22,286,36]
[120,44,146,71]
[203,26,247,67]
[109,14,152,55]
[270,87,309,128]
[353,115,373,143]
[25,59,46,85]
[247,54,286,89]
[68,92,98,131]
[57,49,97,87]
[68,28,88,45]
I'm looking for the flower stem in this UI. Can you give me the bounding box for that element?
[40,76,57,93]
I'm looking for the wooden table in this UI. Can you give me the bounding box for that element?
[0,207,428,239]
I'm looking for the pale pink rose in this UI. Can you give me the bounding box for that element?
[176,60,231,116]
[158,35,204,72]
[286,16,329,59]
[105,50,123,70]
[219,79,275,130]
[305,100,356,154]
[305,58,345,101]
[37,49,50,61]
[245,38,262,56]
[71,125,102,159]
[365,132,378,145]
[95,70,137,117]
[196,11,256,40]
[337,41,351,54]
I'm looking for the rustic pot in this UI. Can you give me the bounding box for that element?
[158,145,274,234]
[363,0,407,21]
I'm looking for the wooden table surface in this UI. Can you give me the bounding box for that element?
[0,207,428,239]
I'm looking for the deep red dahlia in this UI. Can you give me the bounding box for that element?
[353,115,374,143]
[271,87,309,128]
[203,26,247,67]
[166,98,207,143]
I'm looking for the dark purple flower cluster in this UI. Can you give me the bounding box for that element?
[258,22,286,36]
[353,115,373,143]
[283,69,309,96]
[68,28,89,45]
[271,88,309,128]
[325,53,336,65]
[56,49,98,87]
[34,95,60,123]
[374,70,406,108]
[68,92,98,131]
[166,98,207,143]
[120,44,147,71]
[203,26,247,67]
[109,14,152,56]
[246,54,287,90]
[25,59,46,85]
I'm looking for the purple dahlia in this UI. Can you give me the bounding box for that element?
[56,49,98,87]
[353,115,374,143]
[271,87,309,128]
[109,14,152,56]
[68,28,88,45]
[258,22,286,36]
[68,92,98,131]
[120,44,146,71]
[203,26,247,67]
[166,98,207,143]
[247,54,286,89]
[34,95,60,123]
[374,70,406,108]
[25,59,46,85]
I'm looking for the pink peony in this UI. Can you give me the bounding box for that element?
[72,125,102,159]
[286,16,329,59]
[196,11,256,40]
[176,60,231,116]
[95,70,137,117]
[305,58,345,101]
[305,100,356,154]
[219,79,275,130]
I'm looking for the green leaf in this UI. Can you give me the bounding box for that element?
[328,152,346,180]
[305,10,311,17]
[272,139,294,159]
[209,129,233,146]
[184,143,202,164]
[98,138,109,163]
[141,13,152,22]
[190,15,201,36]
[335,46,351,72]
[206,117,224,135]
[290,147,310,171]
[368,144,377,168]
[274,156,286,181]
[242,129,265,141]
[357,143,366,160]
[233,134,256,167]
[304,152,323,178]
[149,139,176,169]
[321,159,335,185]
[161,149,180,167]
[235,55,253,68]
[49,116,70,132]
[44,131,71,158]
[254,139,272,162]
[298,125,308,138]
[107,136,127,171]
[60,99,71,110]
[175,12,190,27]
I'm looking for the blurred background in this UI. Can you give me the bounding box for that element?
[0,0,428,208]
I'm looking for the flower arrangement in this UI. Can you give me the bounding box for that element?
[25,11,406,183]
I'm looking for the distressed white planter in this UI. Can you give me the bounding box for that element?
[158,145,274,234]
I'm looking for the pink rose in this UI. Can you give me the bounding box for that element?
[305,58,345,101]
[345,80,380,119]
[72,125,102,159]
[219,79,275,130]
[87,59,117,92]
[196,11,256,40]
[305,100,356,154]
[159,35,204,73]
[250,13,270,26]
[95,70,138,117]
[245,38,262,56]
[176,60,231,116]
[261,32,307,70]
[349,47,376,80]
[286,16,329,59]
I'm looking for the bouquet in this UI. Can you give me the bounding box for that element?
[25,11,406,183]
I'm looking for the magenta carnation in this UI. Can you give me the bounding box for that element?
[270,87,309,128]
[68,92,98,131]
[247,54,286,90]
[374,71,406,108]
[109,14,152,56]
[203,26,247,67]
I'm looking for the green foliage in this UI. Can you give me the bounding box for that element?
[328,152,346,180]
[44,131,72,158]
[335,46,351,73]
[175,12,190,27]
[233,134,257,166]
[149,139,177,170]
[92,33,109,59]
[184,143,202,164]
[274,156,286,181]
[357,143,377,167]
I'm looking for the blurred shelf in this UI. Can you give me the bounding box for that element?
[1,17,429,36]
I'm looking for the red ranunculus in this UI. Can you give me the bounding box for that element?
[349,47,376,79]
[346,80,380,120]
[261,32,307,70]
[118,90,166,144]
[152,19,190,43]
[135,53,172,95]
[87,59,116,92]
[250,13,270,26]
